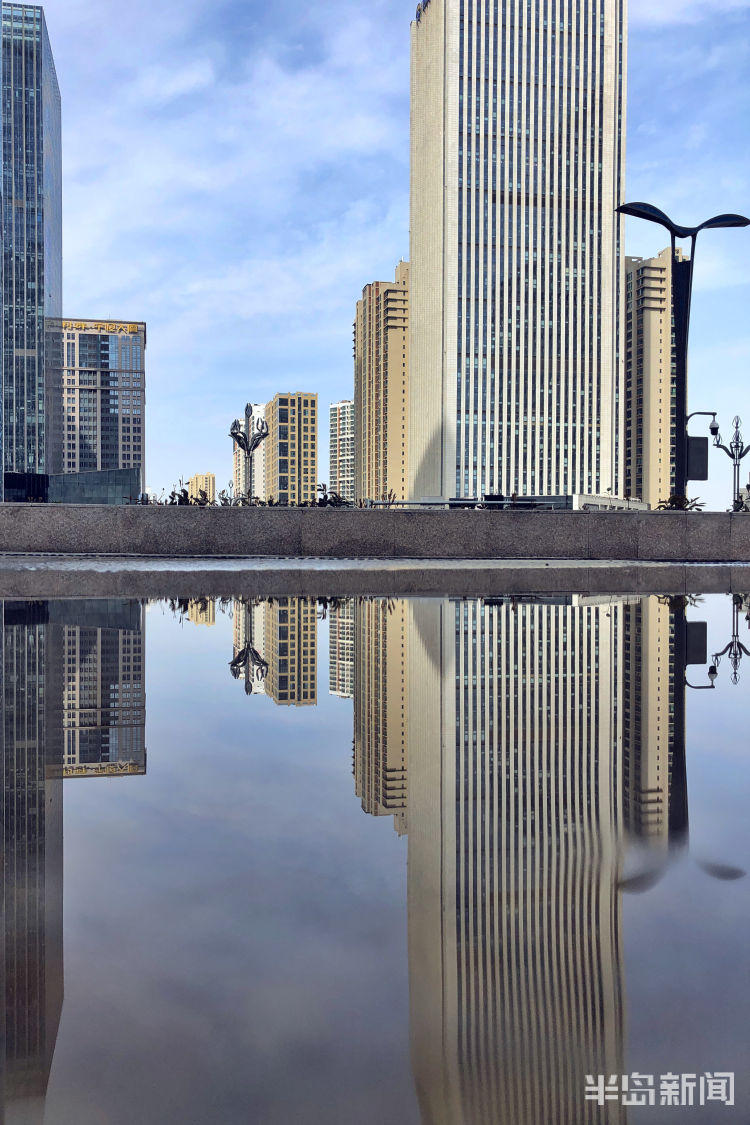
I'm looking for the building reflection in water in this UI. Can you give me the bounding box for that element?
[62,602,146,779]
[328,601,354,701]
[1,592,740,1122]
[231,597,318,706]
[353,598,408,836]
[351,592,741,1124]
[404,596,629,1124]
[1,600,146,1122]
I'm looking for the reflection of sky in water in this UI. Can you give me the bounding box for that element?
[624,595,750,1123]
[50,605,415,1125]
[10,594,747,1123]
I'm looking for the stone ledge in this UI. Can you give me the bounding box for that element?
[0,505,748,562]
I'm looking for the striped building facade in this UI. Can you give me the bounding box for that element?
[409,0,626,500]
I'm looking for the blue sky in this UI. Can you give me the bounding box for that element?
[42,0,750,503]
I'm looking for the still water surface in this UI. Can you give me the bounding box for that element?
[2,594,748,1124]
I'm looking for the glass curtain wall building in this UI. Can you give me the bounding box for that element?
[409,0,626,500]
[1,4,62,496]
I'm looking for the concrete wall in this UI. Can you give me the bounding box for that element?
[1,504,749,562]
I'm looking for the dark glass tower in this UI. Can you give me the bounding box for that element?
[1,4,62,493]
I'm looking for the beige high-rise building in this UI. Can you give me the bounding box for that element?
[265,393,318,505]
[264,596,317,706]
[353,599,408,835]
[625,249,679,507]
[409,0,626,501]
[188,473,215,503]
[354,261,409,503]
[329,400,355,502]
[57,318,146,485]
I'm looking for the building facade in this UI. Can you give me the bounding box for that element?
[625,249,677,507]
[232,402,267,499]
[265,393,317,506]
[409,0,626,501]
[329,400,354,502]
[188,473,215,503]
[354,262,409,503]
[57,319,146,489]
[1,4,62,491]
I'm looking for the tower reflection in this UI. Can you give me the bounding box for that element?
[1,600,145,1122]
[404,597,628,1124]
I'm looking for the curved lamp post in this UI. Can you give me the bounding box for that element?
[616,203,750,499]
[713,416,750,511]
[230,413,269,498]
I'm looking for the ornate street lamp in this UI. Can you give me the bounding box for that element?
[713,416,750,511]
[616,202,750,499]
[230,413,269,499]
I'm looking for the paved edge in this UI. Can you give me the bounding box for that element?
[0,557,745,598]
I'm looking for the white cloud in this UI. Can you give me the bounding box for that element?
[38,0,750,491]
[630,0,750,24]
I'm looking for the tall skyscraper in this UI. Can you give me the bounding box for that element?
[265,392,318,506]
[232,402,266,498]
[354,261,409,502]
[329,400,354,502]
[328,600,354,699]
[56,319,146,486]
[353,598,408,835]
[1,4,62,493]
[625,249,678,507]
[409,0,626,500]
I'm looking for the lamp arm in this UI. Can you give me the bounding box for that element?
[739,445,750,460]
[714,442,733,458]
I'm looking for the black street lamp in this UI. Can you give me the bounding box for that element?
[713,416,750,511]
[616,202,749,500]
